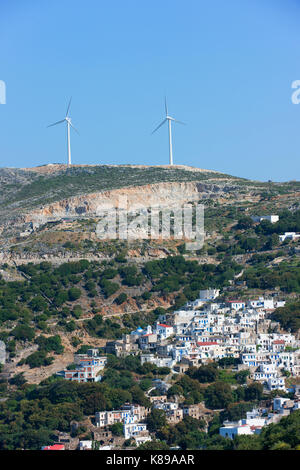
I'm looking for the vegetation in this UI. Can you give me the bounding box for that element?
[0,165,237,215]
[0,174,299,450]
[271,300,300,332]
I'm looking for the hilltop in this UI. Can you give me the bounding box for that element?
[0,163,241,217]
[1,163,298,220]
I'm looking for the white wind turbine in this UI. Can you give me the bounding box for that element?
[151,97,186,165]
[47,98,79,166]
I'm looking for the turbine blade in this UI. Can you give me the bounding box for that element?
[66,97,72,117]
[70,122,79,134]
[151,118,167,134]
[165,97,168,116]
[47,119,65,128]
[173,119,186,125]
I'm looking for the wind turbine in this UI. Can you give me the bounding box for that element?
[151,97,185,166]
[47,98,79,166]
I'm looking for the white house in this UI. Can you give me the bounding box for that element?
[226,300,246,311]
[95,405,148,428]
[273,397,290,411]
[135,436,152,445]
[220,408,266,439]
[123,423,148,440]
[155,323,174,339]
[220,423,254,439]
[140,354,175,369]
[79,440,93,450]
[266,377,286,391]
[253,363,278,381]
[199,289,220,301]
[138,333,158,351]
[279,232,300,242]
[248,298,274,309]
[58,355,107,383]
[196,341,219,353]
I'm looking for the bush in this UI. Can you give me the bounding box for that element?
[11,324,35,342]
[204,382,234,409]
[187,364,219,383]
[115,293,127,305]
[68,287,81,301]
[146,409,167,433]
[22,351,54,369]
[110,422,124,436]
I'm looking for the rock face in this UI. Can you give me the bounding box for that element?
[0,341,6,365]
[25,181,242,222]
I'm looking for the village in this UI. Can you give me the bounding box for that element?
[45,286,300,450]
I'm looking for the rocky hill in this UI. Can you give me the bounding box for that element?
[0,164,299,265]
[0,163,299,387]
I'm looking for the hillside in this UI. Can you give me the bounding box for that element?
[0,163,299,452]
[1,164,299,264]
[2,163,299,222]
[0,164,239,217]
[0,164,299,384]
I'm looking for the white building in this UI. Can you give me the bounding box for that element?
[199,289,220,301]
[131,326,152,337]
[79,440,93,450]
[273,397,290,411]
[248,298,275,310]
[123,423,148,440]
[251,215,279,224]
[135,436,152,445]
[220,408,266,439]
[253,363,278,381]
[220,423,255,439]
[279,232,300,242]
[140,354,175,368]
[58,354,107,383]
[226,301,246,311]
[0,341,6,365]
[138,333,158,351]
[155,323,174,340]
[266,376,286,391]
[95,405,147,428]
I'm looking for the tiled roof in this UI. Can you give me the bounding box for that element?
[42,444,65,450]
[197,341,218,346]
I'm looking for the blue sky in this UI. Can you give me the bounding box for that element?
[1,0,300,181]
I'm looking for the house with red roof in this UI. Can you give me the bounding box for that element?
[155,323,174,340]
[41,444,65,450]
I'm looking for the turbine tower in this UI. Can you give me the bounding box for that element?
[47,98,79,166]
[151,97,185,165]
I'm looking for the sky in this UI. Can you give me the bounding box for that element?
[1,0,300,181]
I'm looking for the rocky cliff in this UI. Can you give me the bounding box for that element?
[25,180,245,222]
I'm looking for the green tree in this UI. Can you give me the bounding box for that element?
[11,324,35,342]
[68,287,81,301]
[110,422,124,436]
[146,409,167,433]
[244,382,263,401]
[204,382,234,409]
[137,440,169,450]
